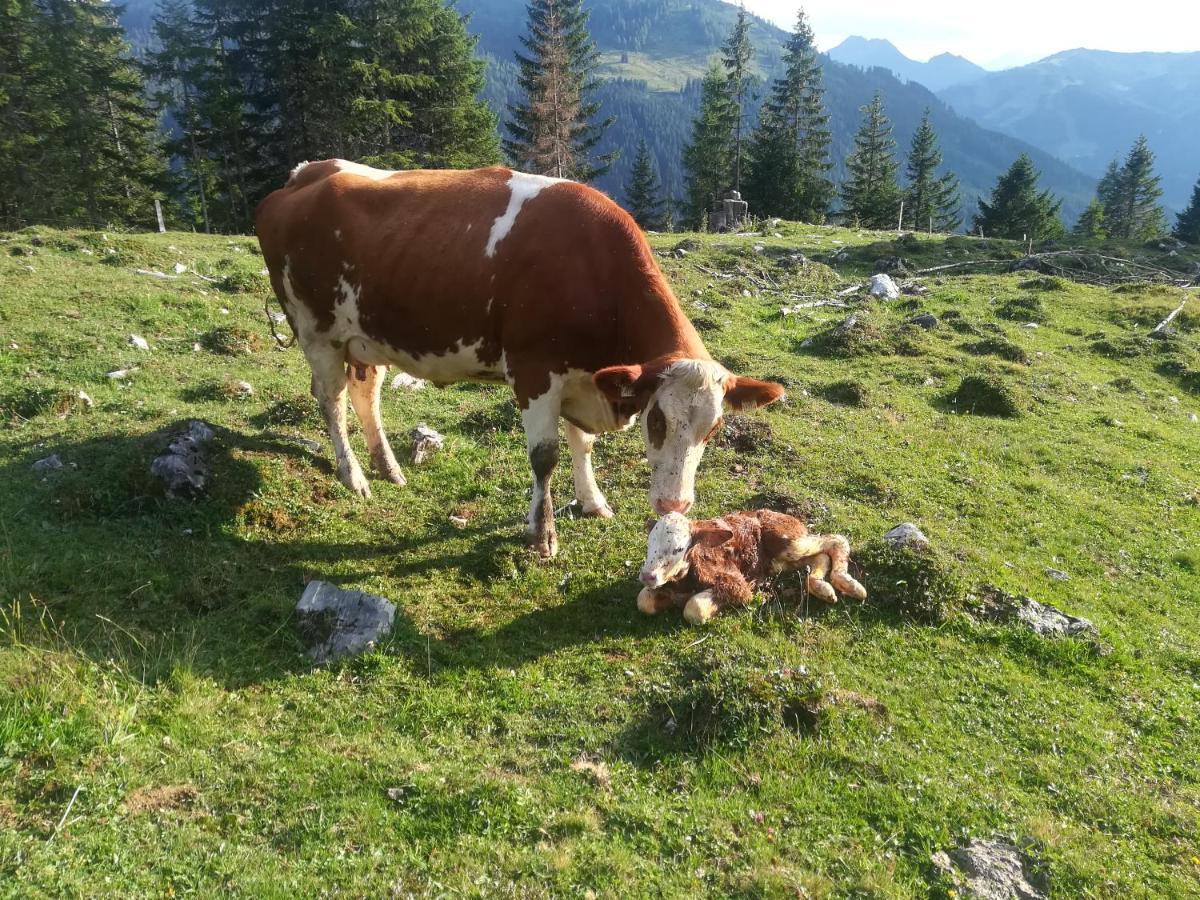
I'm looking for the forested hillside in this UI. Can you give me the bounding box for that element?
[112,0,1096,226]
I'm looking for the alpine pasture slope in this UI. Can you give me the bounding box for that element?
[1,223,1199,896]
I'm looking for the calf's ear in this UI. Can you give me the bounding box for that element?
[724,376,785,412]
[690,523,734,549]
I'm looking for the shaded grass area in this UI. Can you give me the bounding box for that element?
[1,225,1199,896]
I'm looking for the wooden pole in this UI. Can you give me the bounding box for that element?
[897,201,904,234]
[154,199,166,234]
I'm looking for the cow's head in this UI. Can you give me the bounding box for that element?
[594,359,783,515]
[639,512,734,588]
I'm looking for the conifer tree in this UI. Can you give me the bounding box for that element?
[625,139,665,230]
[1096,159,1121,215]
[721,6,753,194]
[1073,198,1107,239]
[1174,174,1200,245]
[682,61,736,227]
[505,0,612,181]
[902,109,960,232]
[972,154,1064,240]
[1104,135,1165,240]
[743,8,831,222]
[840,92,901,229]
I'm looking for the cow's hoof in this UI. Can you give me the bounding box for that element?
[380,466,407,486]
[527,528,558,559]
[637,588,658,615]
[831,572,867,601]
[582,502,615,519]
[339,467,372,499]
[682,591,717,625]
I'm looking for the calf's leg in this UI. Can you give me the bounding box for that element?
[804,553,838,603]
[566,423,613,518]
[521,383,563,558]
[347,363,406,485]
[637,587,687,615]
[682,590,719,625]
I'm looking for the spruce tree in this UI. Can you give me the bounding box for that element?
[504,0,612,181]
[1073,198,1107,239]
[743,8,831,223]
[840,92,901,229]
[682,61,736,228]
[721,6,753,194]
[902,110,961,232]
[1096,159,1121,215]
[625,139,665,230]
[1105,135,1165,240]
[973,154,1064,241]
[1174,174,1200,245]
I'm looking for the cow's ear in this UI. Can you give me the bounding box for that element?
[593,365,644,404]
[691,522,734,549]
[724,376,785,412]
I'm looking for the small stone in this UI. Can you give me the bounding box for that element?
[150,420,215,498]
[9,342,18,350]
[742,289,752,297]
[77,391,94,408]
[129,334,150,351]
[295,580,396,665]
[907,312,938,330]
[869,273,900,300]
[972,585,1095,640]
[390,372,427,391]
[269,311,287,324]
[32,454,64,473]
[233,380,254,397]
[1168,395,1179,404]
[410,423,445,464]
[106,367,136,379]
[884,523,929,549]
[173,262,188,274]
[752,244,765,254]
[449,515,469,528]
[219,308,230,315]
[1044,568,1070,582]
[1191,413,1199,423]
[1022,322,1039,329]
[192,343,202,352]
[901,283,928,296]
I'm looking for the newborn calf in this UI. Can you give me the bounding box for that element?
[637,510,866,624]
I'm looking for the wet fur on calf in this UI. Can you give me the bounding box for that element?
[638,509,867,624]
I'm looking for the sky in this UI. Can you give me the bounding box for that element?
[732,0,1200,69]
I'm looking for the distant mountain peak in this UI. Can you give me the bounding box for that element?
[828,35,986,91]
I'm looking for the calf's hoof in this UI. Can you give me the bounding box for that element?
[682,591,717,625]
[527,527,559,560]
[806,577,838,604]
[339,466,372,499]
[379,465,407,486]
[831,572,867,601]
[636,588,658,615]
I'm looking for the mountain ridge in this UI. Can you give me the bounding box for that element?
[827,35,988,92]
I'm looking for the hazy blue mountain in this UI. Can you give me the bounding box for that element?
[828,36,987,92]
[940,49,1200,211]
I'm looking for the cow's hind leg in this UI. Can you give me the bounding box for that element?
[804,553,838,604]
[306,346,371,498]
[521,383,563,559]
[566,423,613,518]
[347,363,406,486]
[821,535,867,601]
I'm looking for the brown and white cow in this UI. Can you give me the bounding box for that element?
[255,159,783,557]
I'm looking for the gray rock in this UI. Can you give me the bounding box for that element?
[884,522,930,549]
[410,423,445,464]
[1044,568,1070,582]
[932,837,1045,900]
[869,273,900,300]
[901,282,929,296]
[128,334,150,351]
[907,312,939,330]
[390,372,427,391]
[873,256,911,276]
[972,585,1097,640]
[831,249,850,263]
[151,420,215,499]
[32,453,64,473]
[776,253,806,269]
[296,580,396,665]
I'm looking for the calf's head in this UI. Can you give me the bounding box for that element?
[595,359,783,515]
[640,512,735,588]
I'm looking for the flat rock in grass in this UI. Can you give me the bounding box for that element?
[883,522,930,549]
[128,334,150,351]
[410,424,444,464]
[932,837,1045,900]
[971,585,1097,640]
[391,371,427,391]
[869,273,900,300]
[295,580,395,665]
[151,420,215,499]
[907,312,938,330]
[32,453,64,473]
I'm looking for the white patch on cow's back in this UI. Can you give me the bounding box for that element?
[485,172,565,258]
[334,159,397,181]
[288,161,312,183]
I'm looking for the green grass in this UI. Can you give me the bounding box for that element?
[2,223,1199,896]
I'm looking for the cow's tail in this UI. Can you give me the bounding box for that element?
[264,287,296,350]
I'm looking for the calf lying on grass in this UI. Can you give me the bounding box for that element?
[637,510,867,624]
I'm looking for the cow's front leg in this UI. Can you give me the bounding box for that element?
[566,423,614,518]
[521,384,563,559]
[637,586,687,615]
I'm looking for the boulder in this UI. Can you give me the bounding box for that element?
[907,313,939,330]
[932,837,1045,900]
[150,420,215,499]
[32,453,64,473]
[295,580,396,665]
[869,274,900,300]
[128,335,150,351]
[971,585,1097,640]
[873,256,911,276]
[883,522,929,549]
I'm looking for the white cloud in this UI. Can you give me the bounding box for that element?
[731,0,1200,68]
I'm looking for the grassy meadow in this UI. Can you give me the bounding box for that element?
[1,223,1199,897]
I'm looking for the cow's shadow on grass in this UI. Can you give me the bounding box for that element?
[0,420,679,687]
